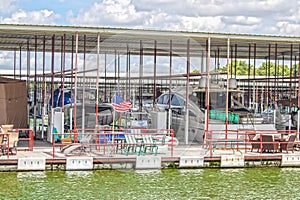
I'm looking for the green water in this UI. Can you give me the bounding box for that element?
[0,168,299,200]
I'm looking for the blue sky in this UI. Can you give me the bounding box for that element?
[14,0,97,22]
[1,0,300,36]
[0,0,299,72]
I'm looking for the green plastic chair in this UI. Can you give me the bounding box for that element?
[124,134,143,155]
[141,135,158,155]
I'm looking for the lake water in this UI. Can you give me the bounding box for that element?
[1,168,299,199]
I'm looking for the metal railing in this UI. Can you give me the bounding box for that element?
[52,128,175,158]
[203,129,300,157]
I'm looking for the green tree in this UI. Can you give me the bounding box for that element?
[256,62,290,76]
[219,60,254,75]
[191,69,200,74]
[219,60,291,76]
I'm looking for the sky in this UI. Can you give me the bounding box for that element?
[0,0,300,73]
[1,0,300,36]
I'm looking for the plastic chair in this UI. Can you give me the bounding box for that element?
[124,134,143,156]
[141,135,158,155]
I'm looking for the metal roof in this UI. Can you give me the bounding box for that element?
[0,24,300,60]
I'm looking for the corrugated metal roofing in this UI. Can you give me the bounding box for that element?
[0,24,299,59]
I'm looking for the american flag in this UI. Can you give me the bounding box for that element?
[111,93,132,113]
[112,101,132,112]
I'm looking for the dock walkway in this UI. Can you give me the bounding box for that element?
[0,139,299,171]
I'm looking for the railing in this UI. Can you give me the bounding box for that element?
[15,128,34,151]
[203,129,300,157]
[0,132,10,158]
[52,128,175,158]
[0,128,34,158]
[204,130,245,156]
[244,130,299,154]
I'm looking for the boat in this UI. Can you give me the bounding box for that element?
[155,88,205,144]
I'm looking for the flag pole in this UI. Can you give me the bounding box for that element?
[112,108,115,145]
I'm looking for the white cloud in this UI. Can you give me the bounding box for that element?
[0,0,299,37]
[0,51,13,69]
[68,0,145,26]
[0,0,16,14]
[65,0,300,36]
[176,16,225,32]
[1,0,300,75]
[276,21,300,36]
[132,0,290,17]
[1,9,60,24]
[276,7,300,23]
[222,16,262,26]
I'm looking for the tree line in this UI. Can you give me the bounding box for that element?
[191,60,299,76]
[219,60,298,76]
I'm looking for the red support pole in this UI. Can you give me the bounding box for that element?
[52,133,55,158]
[29,129,34,151]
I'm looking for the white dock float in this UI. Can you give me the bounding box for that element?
[221,155,244,167]
[18,158,46,171]
[281,155,300,166]
[66,157,93,170]
[179,156,204,168]
[136,156,161,169]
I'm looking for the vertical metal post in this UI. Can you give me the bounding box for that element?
[234,44,237,78]
[42,35,46,140]
[253,43,257,111]
[126,45,129,101]
[33,36,37,137]
[82,34,86,133]
[290,44,293,109]
[214,50,217,71]
[230,45,233,78]
[205,39,211,133]
[298,44,300,109]
[274,44,278,104]
[168,40,172,131]
[248,44,251,108]
[74,32,79,142]
[61,34,66,136]
[70,35,74,132]
[153,40,157,106]
[185,39,191,145]
[225,38,230,137]
[27,40,30,128]
[139,40,143,112]
[114,50,117,90]
[298,44,300,133]
[281,55,285,102]
[96,33,101,127]
[217,48,220,70]
[19,46,22,79]
[104,53,107,102]
[13,49,16,79]
[267,44,271,108]
[117,53,120,94]
[50,34,55,143]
